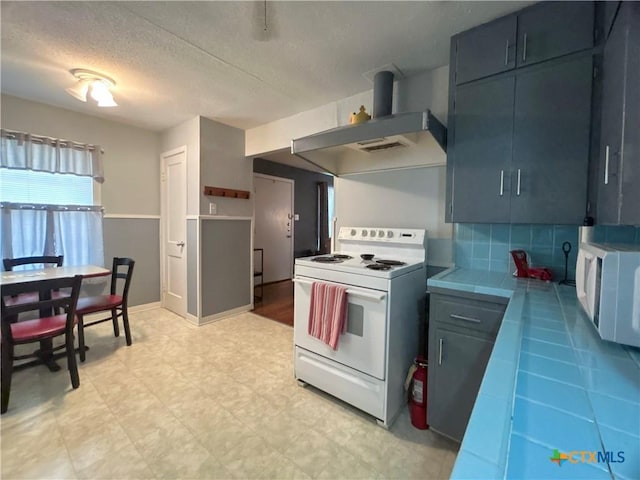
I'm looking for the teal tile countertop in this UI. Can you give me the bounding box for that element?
[428,267,640,480]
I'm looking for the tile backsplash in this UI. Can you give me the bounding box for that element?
[454,224,640,281]
[592,225,640,244]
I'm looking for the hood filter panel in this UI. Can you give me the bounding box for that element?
[361,141,406,152]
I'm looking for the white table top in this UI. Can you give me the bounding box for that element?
[0,265,110,286]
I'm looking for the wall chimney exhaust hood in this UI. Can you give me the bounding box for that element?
[292,110,446,154]
[290,71,447,176]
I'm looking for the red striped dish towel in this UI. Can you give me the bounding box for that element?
[308,282,348,350]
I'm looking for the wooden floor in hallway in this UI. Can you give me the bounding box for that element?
[252,279,294,326]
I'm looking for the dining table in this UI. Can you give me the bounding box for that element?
[1,264,111,371]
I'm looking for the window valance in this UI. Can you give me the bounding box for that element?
[0,129,104,183]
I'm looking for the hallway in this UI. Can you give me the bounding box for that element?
[252,280,294,326]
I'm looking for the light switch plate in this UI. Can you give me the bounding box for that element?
[294,213,300,221]
[209,203,217,215]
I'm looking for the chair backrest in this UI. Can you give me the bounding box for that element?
[110,257,135,302]
[3,256,64,272]
[1,275,83,342]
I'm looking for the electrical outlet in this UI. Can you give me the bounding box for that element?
[209,203,217,215]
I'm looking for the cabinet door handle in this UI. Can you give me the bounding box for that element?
[438,338,444,365]
[516,169,521,196]
[604,145,610,185]
[499,170,505,196]
[522,33,528,62]
[504,40,510,66]
[450,313,481,324]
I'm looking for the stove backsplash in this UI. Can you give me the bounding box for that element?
[454,224,640,280]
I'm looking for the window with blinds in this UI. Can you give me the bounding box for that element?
[0,168,94,205]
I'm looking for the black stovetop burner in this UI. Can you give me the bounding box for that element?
[366,263,392,271]
[311,254,353,263]
[375,259,406,266]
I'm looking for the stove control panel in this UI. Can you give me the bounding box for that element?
[339,227,426,245]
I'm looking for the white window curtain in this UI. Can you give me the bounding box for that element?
[0,129,104,182]
[0,129,104,268]
[53,209,104,266]
[0,204,104,269]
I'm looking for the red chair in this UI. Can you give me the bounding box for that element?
[76,257,135,362]
[3,256,65,309]
[1,275,83,414]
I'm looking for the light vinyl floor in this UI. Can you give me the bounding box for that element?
[1,309,458,479]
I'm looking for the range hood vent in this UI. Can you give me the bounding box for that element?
[346,133,416,153]
[291,70,447,162]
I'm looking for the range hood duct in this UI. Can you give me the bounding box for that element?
[373,70,393,118]
[291,70,447,163]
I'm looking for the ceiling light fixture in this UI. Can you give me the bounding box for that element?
[66,69,118,107]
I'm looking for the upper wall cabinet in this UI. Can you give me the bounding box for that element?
[596,3,640,225]
[453,1,594,85]
[446,1,595,224]
[516,2,594,67]
[448,55,592,224]
[454,16,517,85]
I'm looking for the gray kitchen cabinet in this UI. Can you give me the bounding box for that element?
[427,290,507,442]
[511,55,593,224]
[454,16,516,85]
[452,1,594,86]
[447,1,595,224]
[596,2,640,225]
[516,1,595,68]
[602,1,622,40]
[449,75,514,223]
[448,54,593,224]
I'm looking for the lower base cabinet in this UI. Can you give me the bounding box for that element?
[427,290,507,442]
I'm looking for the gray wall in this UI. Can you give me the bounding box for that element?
[103,218,160,305]
[1,95,162,307]
[254,158,334,257]
[201,219,252,316]
[187,219,198,316]
[200,117,253,217]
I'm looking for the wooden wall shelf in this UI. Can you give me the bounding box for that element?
[203,186,250,199]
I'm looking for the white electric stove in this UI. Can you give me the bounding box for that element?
[293,226,427,428]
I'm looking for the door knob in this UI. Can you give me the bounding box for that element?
[176,241,185,247]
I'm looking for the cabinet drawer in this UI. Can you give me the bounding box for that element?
[431,293,506,336]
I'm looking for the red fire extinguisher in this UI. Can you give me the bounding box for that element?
[409,355,428,429]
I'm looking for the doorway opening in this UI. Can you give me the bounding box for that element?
[251,162,335,327]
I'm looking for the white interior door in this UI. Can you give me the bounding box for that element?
[161,147,187,317]
[254,173,294,283]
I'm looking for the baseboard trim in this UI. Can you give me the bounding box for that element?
[185,313,200,326]
[129,301,161,313]
[198,304,252,325]
[80,301,160,322]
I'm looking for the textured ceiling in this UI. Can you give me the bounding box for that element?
[1,1,532,132]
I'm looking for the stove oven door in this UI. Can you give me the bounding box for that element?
[293,276,388,380]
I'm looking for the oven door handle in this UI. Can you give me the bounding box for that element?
[293,278,386,302]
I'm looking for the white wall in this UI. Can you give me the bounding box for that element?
[161,116,200,216]
[200,117,252,217]
[1,94,160,215]
[335,166,453,267]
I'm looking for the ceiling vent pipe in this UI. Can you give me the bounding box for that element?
[373,71,394,118]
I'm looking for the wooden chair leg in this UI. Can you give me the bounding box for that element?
[77,316,86,363]
[1,341,14,414]
[111,309,120,337]
[66,333,80,389]
[122,307,132,346]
